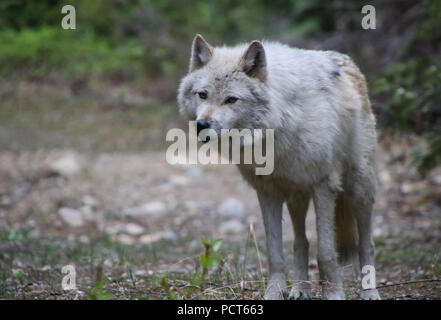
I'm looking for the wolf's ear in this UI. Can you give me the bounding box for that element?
[189,34,213,72]
[239,41,267,81]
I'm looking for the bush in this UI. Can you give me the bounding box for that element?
[372,0,441,173]
[0,26,144,78]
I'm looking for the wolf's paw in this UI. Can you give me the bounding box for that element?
[288,286,312,300]
[264,279,286,300]
[288,282,312,300]
[323,288,345,300]
[360,289,381,300]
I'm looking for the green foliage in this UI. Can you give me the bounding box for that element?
[159,274,178,300]
[88,279,114,300]
[0,26,144,77]
[0,0,330,79]
[11,269,24,282]
[372,0,441,173]
[373,59,441,173]
[199,237,223,281]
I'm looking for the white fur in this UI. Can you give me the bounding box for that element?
[178,35,380,300]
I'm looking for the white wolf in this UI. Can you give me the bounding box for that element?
[177,34,380,300]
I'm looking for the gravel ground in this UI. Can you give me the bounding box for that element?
[0,134,440,299]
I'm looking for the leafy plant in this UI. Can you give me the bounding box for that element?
[88,265,114,300]
[160,274,178,300]
[199,237,223,281]
[12,269,24,282]
[88,280,114,300]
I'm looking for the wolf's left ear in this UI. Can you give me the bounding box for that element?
[239,41,267,81]
[189,34,213,72]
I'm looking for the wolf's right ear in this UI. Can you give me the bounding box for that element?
[189,34,213,73]
[239,41,267,81]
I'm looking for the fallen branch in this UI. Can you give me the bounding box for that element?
[377,279,440,289]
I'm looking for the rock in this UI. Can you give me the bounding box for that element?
[168,175,190,186]
[124,201,166,217]
[378,170,392,185]
[433,173,441,185]
[124,223,144,236]
[103,259,113,268]
[139,231,177,245]
[105,223,123,235]
[79,205,94,221]
[49,154,81,177]
[82,195,99,208]
[58,207,84,227]
[400,181,427,194]
[219,219,244,233]
[217,198,245,219]
[40,265,51,272]
[116,234,135,245]
[134,270,148,276]
[79,235,89,243]
[186,167,203,178]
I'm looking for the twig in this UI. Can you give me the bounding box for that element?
[377,279,440,289]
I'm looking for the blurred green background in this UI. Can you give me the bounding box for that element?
[0,0,440,172]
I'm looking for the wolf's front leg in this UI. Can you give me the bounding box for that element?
[313,183,345,300]
[287,193,311,299]
[257,190,286,300]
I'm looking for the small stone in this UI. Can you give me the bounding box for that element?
[116,234,135,245]
[82,195,99,208]
[169,175,190,186]
[79,205,94,221]
[124,223,144,236]
[103,259,113,268]
[79,235,89,243]
[49,154,81,177]
[139,231,177,245]
[105,223,123,235]
[124,201,167,217]
[217,198,245,219]
[58,207,84,227]
[134,270,147,276]
[378,170,392,185]
[400,183,413,194]
[433,174,441,185]
[219,219,244,233]
[40,265,51,272]
[186,167,203,178]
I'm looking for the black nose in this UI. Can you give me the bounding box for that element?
[196,119,211,135]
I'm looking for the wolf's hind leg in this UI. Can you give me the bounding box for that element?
[313,182,345,300]
[287,193,311,300]
[257,190,286,300]
[350,173,381,300]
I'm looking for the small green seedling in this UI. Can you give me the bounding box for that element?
[160,274,178,300]
[88,280,114,300]
[199,237,223,281]
[88,265,114,300]
[12,269,24,282]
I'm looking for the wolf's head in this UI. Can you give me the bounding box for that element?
[177,35,270,138]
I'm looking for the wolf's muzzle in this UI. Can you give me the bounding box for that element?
[197,119,212,142]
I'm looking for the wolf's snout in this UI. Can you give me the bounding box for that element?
[196,119,211,135]
[196,119,212,143]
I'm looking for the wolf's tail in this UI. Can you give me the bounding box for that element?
[335,193,359,273]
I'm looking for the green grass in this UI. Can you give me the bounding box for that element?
[0,225,440,300]
[0,26,145,78]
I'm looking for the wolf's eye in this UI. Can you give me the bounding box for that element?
[225,96,238,104]
[198,92,207,99]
